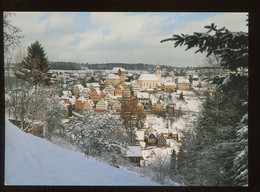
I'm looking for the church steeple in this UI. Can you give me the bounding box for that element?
[156,64,161,83]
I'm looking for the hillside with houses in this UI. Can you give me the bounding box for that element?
[4,12,248,187]
[46,66,214,168]
[5,62,231,185]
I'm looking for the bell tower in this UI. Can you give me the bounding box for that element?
[156,65,161,83]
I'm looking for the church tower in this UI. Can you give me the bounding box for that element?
[156,65,161,83]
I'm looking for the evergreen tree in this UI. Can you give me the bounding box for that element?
[170,149,177,172]
[15,41,56,96]
[161,19,248,186]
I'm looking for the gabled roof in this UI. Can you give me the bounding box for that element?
[158,133,166,140]
[93,88,101,95]
[178,78,189,84]
[133,82,141,88]
[68,96,76,105]
[74,84,84,91]
[97,99,108,106]
[164,82,176,86]
[60,95,70,100]
[105,94,117,99]
[77,96,86,103]
[137,92,149,99]
[62,91,72,96]
[106,74,120,80]
[138,74,158,81]
[106,85,115,90]
[86,100,95,106]
[116,85,124,90]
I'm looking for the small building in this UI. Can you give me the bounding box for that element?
[75,96,86,112]
[139,141,146,150]
[125,146,143,166]
[164,82,176,93]
[90,88,101,102]
[104,85,115,96]
[73,84,84,96]
[171,131,178,140]
[153,100,163,112]
[60,95,71,104]
[137,102,144,110]
[84,100,95,110]
[105,94,117,105]
[138,66,161,90]
[95,99,108,112]
[157,133,167,147]
[178,78,190,91]
[112,67,126,83]
[115,85,124,99]
[100,90,106,99]
[122,87,131,99]
[106,74,121,86]
[86,82,100,90]
[132,82,141,96]
[112,101,122,112]
[147,133,157,146]
[136,92,150,104]
[82,88,91,99]
[177,130,184,140]
[62,91,72,97]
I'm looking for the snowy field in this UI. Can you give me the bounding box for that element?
[5,121,160,186]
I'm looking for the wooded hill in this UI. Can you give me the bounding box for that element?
[49,61,210,71]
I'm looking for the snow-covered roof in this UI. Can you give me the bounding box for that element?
[91,83,100,87]
[164,82,176,86]
[125,146,142,157]
[106,74,120,80]
[133,82,141,88]
[77,96,86,103]
[139,141,146,149]
[87,100,95,106]
[62,91,72,96]
[60,95,70,100]
[74,84,84,91]
[137,92,149,99]
[178,78,189,84]
[94,88,101,95]
[138,74,158,81]
[106,85,115,90]
[97,99,108,106]
[166,139,177,148]
[136,131,145,141]
[69,96,76,105]
[82,88,91,93]
[116,85,124,90]
[112,67,125,73]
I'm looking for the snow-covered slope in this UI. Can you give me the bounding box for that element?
[5,121,159,186]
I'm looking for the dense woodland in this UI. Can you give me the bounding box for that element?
[50,61,217,71]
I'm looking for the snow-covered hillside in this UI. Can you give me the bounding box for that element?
[5,121,160,186]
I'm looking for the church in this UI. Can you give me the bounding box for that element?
[138,65,161,90]
[106,67,126,86]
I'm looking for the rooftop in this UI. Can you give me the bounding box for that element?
[138,74,158,81]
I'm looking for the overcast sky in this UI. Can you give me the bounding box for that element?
[8,12,248,67]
